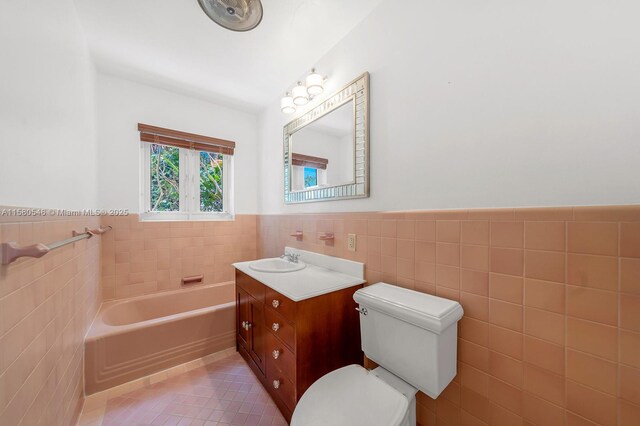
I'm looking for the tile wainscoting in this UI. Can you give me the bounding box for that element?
[0,209,102,426]
[5,206,636,425]
[257,206,640,426]
[100,214,257,300]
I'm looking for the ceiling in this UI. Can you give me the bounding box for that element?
[74,0,384,112]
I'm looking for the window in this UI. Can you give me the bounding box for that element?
[139,124,234,220]
[199,151,225,212]
[304,167,318,188]
[149,144,180,212]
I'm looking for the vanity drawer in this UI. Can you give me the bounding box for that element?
[266,359,297,412]
[265,308,295,352]
[265,331,296,383]
[265,287,296,323]
[236,271,265,303]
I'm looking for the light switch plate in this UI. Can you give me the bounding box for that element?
[347,234,357,251]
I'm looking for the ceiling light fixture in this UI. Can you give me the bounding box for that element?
[197,0,263,32]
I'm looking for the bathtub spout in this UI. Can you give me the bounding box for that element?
[182,274,204,286]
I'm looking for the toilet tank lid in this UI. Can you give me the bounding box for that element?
[354,283,464,334]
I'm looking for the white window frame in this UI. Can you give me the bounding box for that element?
[140,143,234,221]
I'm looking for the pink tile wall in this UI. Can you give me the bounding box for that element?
[100,214,257,300]
[0,208,101,426]
[257,206,640,426]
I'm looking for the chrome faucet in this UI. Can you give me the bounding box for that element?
[280,251,300,263]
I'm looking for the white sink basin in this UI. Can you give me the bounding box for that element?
[249,258,306,273]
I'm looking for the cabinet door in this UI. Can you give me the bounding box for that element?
[237,288,251,351]
[248,297,266,374]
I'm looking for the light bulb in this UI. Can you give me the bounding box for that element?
[306,69,324,96]
[280,93,296,114]
[292,82,309,106]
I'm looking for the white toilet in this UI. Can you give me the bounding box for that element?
[291,283,464,426]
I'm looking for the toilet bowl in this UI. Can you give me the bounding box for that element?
[291,365,417,426]
[290,283,464,426]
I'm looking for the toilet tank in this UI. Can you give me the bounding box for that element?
[354,283,464,399]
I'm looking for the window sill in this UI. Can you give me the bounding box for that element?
[139,212,235,222]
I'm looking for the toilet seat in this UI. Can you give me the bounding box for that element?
[290,365,411,426]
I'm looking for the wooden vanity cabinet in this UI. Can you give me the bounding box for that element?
[236,287,266,374]
[235,270,363,422]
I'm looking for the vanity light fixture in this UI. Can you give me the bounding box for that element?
[280,69,327,114]
[280,92,296,114]
[292,82,310,106]
[305,69,324,96]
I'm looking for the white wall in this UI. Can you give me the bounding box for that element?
[0,0,98,209]
[96,73,259,213]
[258,0,640,214]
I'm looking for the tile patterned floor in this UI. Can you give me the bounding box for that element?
[79,353,288,426]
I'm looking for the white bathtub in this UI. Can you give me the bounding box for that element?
[84,282,235,394]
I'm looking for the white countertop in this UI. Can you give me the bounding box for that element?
[233,248,366,302]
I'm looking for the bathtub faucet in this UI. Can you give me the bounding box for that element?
[281,251,300,263]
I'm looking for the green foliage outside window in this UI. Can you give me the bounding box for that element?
[150,144,180,211]
[150,145,224,213]
[199,151,223,212]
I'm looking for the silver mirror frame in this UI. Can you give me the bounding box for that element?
[284,72,370,204]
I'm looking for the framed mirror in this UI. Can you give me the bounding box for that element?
[284,72,369,203]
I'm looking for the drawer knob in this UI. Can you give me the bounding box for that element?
[272,349,280,359]
[273,379,281,389]
[272,322,280,332]
[241,321,252,330]
[272,299,280,308]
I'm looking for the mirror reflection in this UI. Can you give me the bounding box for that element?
[290,101,354,191]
